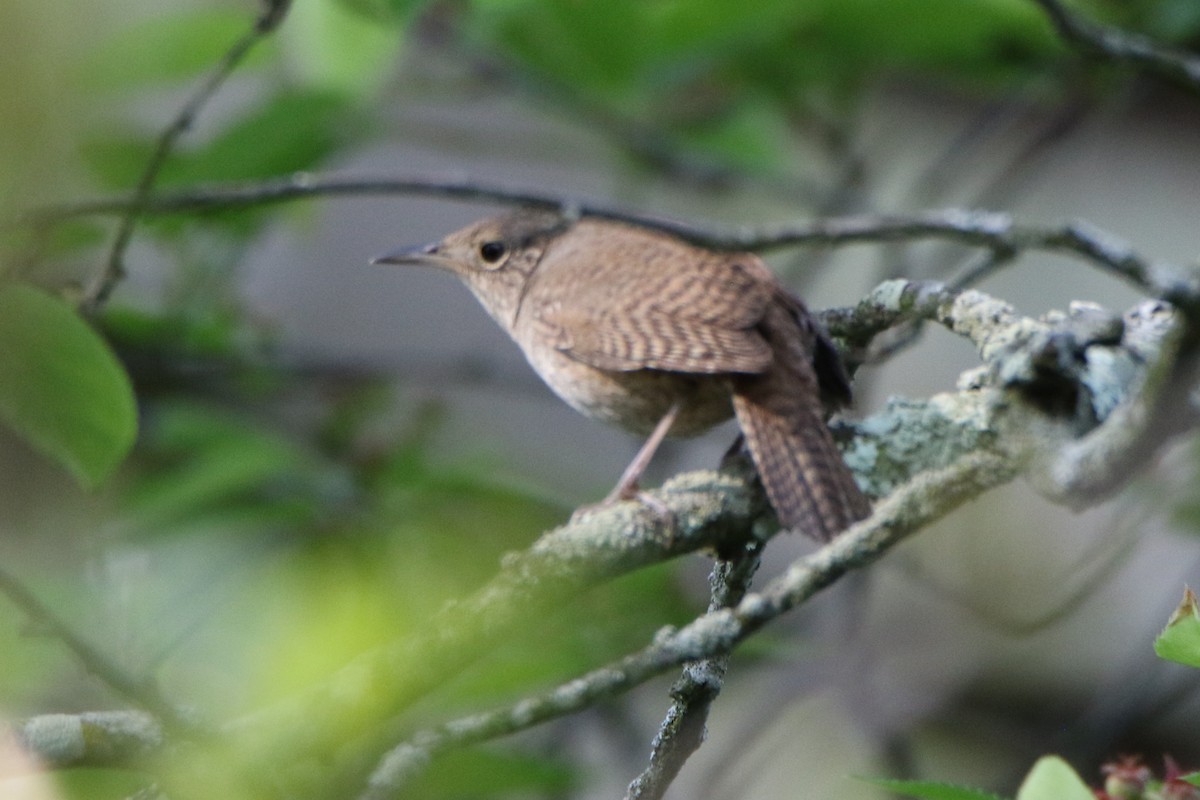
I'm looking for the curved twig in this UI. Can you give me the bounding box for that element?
[81,0,293,312]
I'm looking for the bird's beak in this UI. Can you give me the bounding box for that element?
[370,242,450,267]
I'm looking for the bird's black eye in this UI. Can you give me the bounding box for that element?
[479,241,507,263]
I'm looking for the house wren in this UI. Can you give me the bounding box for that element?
[374,209,869,541]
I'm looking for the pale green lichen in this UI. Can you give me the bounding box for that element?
[841,390,1001,498]
[18,715,85,764]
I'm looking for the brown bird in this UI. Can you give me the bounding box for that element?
[374,209,869,541]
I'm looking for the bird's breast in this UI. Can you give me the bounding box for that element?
[514,329,734,437]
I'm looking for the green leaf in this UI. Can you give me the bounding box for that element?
[0,284,137,487]
[1015,756,1093,800]
[864,757,1095,800]
[862,777,1007,800]
[83,90,355,190]
[51,767,152,800]
[1183,771,1200,787]
[1154,587,1200,668]
[83,9,275,90]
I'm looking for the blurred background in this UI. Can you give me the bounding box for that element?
[2,0,1200,798]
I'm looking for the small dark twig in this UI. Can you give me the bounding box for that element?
[81,0,292,313]
[624,541,764,800]
[1030,0,1200,89]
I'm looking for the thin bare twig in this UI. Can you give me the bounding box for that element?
[17,173,1190,301]
[1030,0,1200,89]
[15,174,576,229]
[81,0,293,313]
[0,568,199,736]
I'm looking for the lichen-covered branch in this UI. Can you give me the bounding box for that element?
[623,542,764,800]
[359,450,1017,800]
[9,279,1196,795]
[8,713,162,772]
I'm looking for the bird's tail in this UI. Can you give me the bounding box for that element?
[731,304,870,541]
[733,381,868,540]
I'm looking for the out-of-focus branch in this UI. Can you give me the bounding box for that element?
[1030,0,1200,89]
[232,467,773,764]
[7,712,162,773]
[0,569,199,737]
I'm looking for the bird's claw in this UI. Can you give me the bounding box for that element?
[570,488,678,541]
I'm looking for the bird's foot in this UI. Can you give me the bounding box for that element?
[570,485,678,540]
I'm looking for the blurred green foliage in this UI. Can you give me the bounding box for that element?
[400,749,578,797]
[81,9,280,90]
[0,285,136,487]
[1154,587,1200,669]
[51,768,152,800]
[84,91,360,191]
[867,776,1009,800]
[871,756,1095,800]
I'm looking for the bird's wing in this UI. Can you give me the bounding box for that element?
[533,255,776,374]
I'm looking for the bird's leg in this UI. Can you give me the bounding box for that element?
[572,402,680,525]
[604,401,681,504]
